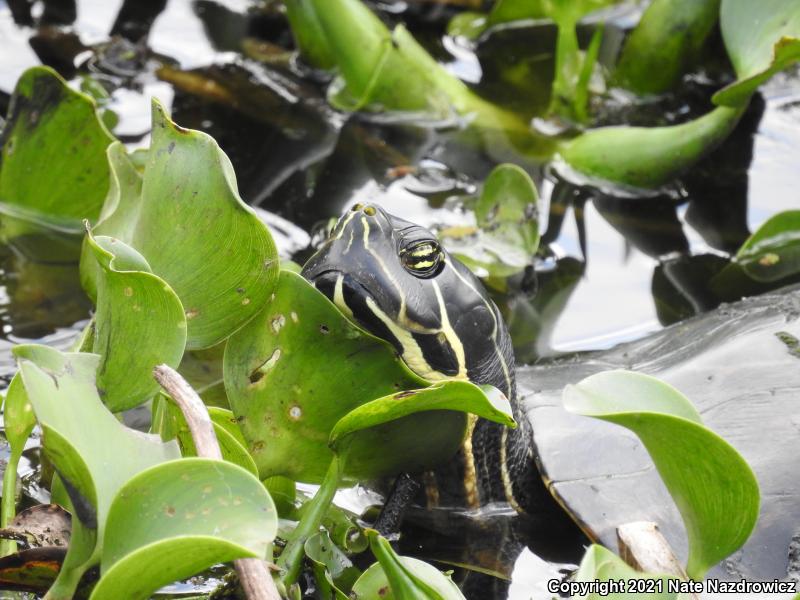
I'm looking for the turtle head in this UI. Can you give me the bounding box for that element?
[301,203,515,396]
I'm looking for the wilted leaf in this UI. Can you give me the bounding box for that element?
[563,370,760,579]
[0,505,71,549]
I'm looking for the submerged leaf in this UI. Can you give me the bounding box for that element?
[563,370,760,579]
[714,0,800,106]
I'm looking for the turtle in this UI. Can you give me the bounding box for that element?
[301,203,800,585]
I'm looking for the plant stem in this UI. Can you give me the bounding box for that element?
[277,456,342,587]
[153,365,281,600]
[0,451,21,556]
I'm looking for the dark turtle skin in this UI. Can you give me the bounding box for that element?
[301,203,551,514]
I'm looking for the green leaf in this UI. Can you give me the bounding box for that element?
[0,375,36,556]
[284,0,553,157]
[714,0,800,106]
[559,105,745,188]
[284,0,336,69]
[614,0,721,95]
[13,345,182,597]
[224,270,510,483]
[563,370,760,579]
[304,531,360,599]
[151,397,259,476]
[350,530,465,600]
[85,103,279,349]
[444,164,540,277]
[329,382,514,476]
[0,67,114,230]
[85,231,187,411]
[733,210,800,282]
[90,458,276,600]
[572,545,677,600]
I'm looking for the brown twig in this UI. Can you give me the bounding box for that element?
[617,521,699,600]
[154,365,282,600]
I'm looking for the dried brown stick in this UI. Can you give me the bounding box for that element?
[617,521,699,600]
[153,365,282,600]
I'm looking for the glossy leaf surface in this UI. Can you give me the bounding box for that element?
[225,270,510,482]
[714,0,800,106]
[0,67,113,228]
[14,345,181,597]
[444,164,540,277]
[734,210,800,282]
[91,458,276,600]
[563,370,760,579]
[85,105,279,349]
[350,530,465,600]
[85,232,186,411]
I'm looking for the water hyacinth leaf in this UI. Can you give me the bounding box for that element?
[81,142,144,301]
[329,382,514,476]
[89,101,279,349]
[0,67,114,231]
[86,232,186,411]
[90,458,276,600]
[563,370,760,579]
[714,0,800,106]
[559,105,745,188]
[284,0,336,69]
[225,270,506,482]
[304,531,360,599]
[443,168,540,276]
[572,545,677,600]
[614,0,721,95]
[13,345,181,597]
[224,269,422,482]
[0,375,36,557]
[0,547,66,594]
[284,0,551,157]
[734,211,800,282]
[151,397,258,476]
[350,530,465,600]
[445,164,540,277]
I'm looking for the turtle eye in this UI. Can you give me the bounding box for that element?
[401,241,444,277]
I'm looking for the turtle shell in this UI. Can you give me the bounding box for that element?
[520,284,800,580]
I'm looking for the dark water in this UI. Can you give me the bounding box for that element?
[1,1,799,598]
